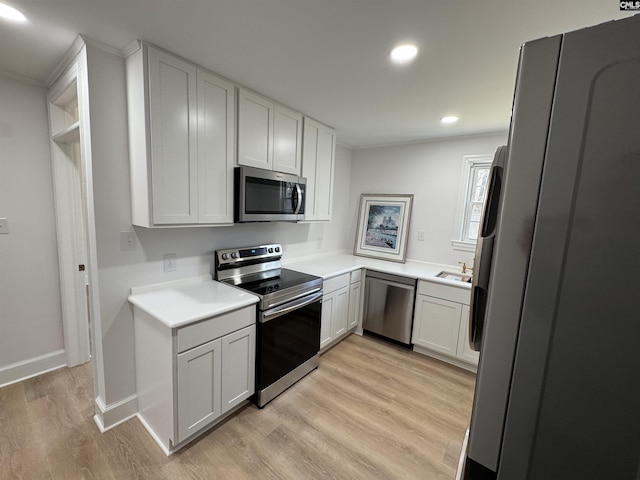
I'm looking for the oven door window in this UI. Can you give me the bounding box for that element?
[257,298,321,389]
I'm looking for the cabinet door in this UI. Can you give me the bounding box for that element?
[221,325,256,414]
[176,337,222,443]
[331,286,349,338]
[301,119,319,220]
[348,281,362,330]
[237,89,273,170]
[411,295,461,356]
[148,47,198,224]
[313,124,336,221]
[320,292,334,349]
[197,70,235,224]
[301,118,335,221]
[456,304,479,365]
[273,105,302,175]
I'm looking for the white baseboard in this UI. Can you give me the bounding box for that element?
[412,344,478,373]
[0,350,67,388]
[94,393,138,431]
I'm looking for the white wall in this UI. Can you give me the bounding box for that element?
[84,43,353,416]
[3,41,503,422]
[0,74,65,383]
[349,133,508,267]
[0,48,499,421]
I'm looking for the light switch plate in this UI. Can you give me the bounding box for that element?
[0,218,9,234]
[120,230,137,251]
[417,230,425,241]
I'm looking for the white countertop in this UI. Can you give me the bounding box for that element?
[128,275,259,328]
[128,254,470,329]
[283,251,472,290]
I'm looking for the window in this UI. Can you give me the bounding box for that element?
[452,154,492,252]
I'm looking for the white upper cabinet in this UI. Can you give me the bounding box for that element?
[126,42,235,227]
[197,70,235,224]
[302,118,336,221]
[147,47,198,225]
[237,88,303,175]
[273,105,303,175]
[237,88,273,170]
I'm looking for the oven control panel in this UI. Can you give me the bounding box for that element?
[215,243,282,266]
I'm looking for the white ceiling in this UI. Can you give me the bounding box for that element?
[0,1,634,148]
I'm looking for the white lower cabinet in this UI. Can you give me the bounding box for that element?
[320,270,362,351]
[348,270,363,331]
[176,324,256,443]
[321,283,348,349]
[176,337,222,442]
[411,281,478,370]
[134,305,256,454]
[220,326,256,413]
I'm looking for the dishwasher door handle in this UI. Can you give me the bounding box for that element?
[367,277,415,291]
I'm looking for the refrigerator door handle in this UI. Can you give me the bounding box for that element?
[469,150,504,351]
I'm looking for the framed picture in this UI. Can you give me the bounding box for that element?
[354,194,413,263]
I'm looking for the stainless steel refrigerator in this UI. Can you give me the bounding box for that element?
[458,14,640,480]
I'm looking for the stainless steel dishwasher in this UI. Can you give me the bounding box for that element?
[363,271,417,346]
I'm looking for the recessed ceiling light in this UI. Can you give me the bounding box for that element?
[0,2,27,22]
[441,116,459,124]
[390,43,418,64]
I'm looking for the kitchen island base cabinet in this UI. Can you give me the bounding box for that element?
[134,305,256,455]
[411,281,478,372]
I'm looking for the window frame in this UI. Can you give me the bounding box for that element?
[452,154,493,252]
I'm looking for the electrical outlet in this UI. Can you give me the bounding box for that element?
[120,230,137,251]
[317,238,322,249]
[0,218,9,234]
[417,230,425,241]
[163,253,177,272]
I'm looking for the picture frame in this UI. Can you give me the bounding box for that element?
[353,194,413,263]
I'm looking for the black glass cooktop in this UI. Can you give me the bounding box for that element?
[224,268,321,297]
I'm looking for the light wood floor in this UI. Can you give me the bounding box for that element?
[0,334,476,479]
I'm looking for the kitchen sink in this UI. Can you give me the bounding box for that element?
[436,271,473,283]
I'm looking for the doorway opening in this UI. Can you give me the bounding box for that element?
[48,64,94,367]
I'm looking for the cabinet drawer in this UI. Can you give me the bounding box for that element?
[177,306,255,353]
[323,273,350,294]
[350,269,362,284]
[417,280,471,305]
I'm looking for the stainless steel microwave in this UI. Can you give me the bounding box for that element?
[234,166,306,222]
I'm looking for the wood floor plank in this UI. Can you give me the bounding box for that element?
[0,334,475,479]
[0,382,54,479]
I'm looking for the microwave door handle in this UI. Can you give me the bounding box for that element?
[294,184,303,214]
[469,159,503,351]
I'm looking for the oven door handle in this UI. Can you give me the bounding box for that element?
[260,290,323,323]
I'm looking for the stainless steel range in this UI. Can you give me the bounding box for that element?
[215,244,323,407]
